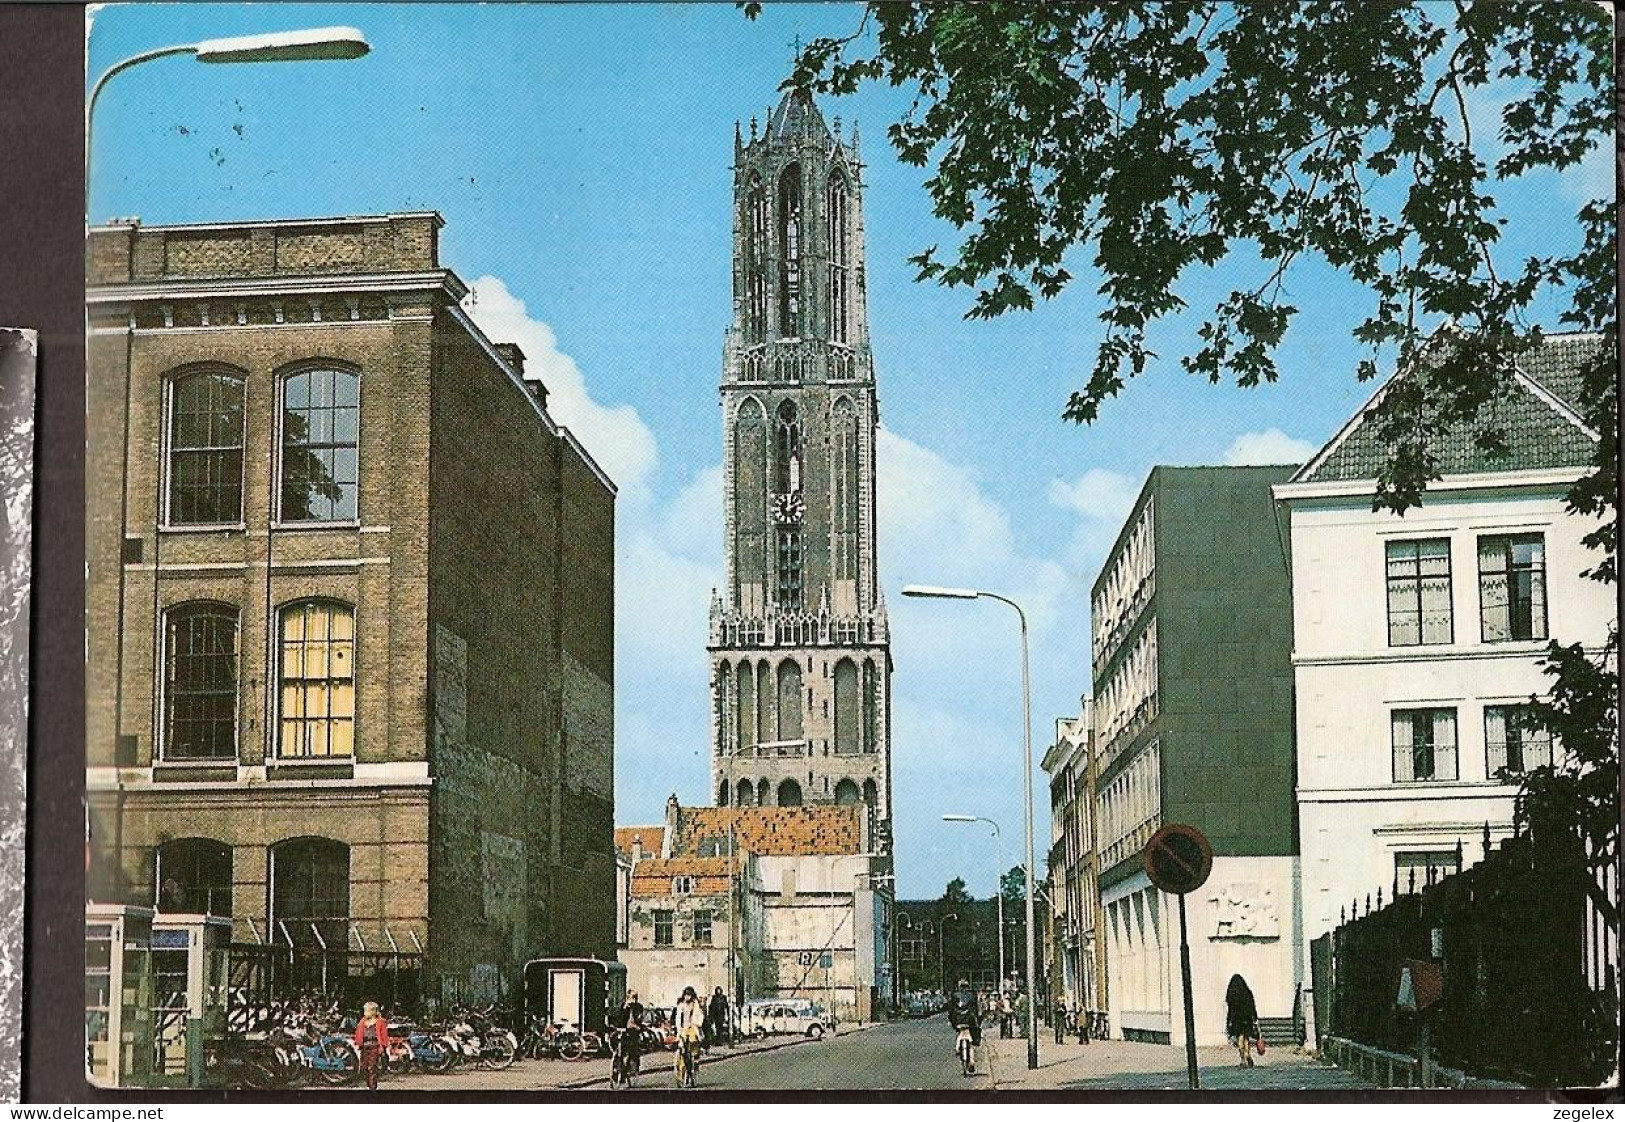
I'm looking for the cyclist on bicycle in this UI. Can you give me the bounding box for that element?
[607,990,645,1082]
[946,978,983,1077]
[673,986,704,1087]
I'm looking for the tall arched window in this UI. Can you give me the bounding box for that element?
[746,173,768,341]
[862,659,879,754]
[167,369,245,525]
[833,658,859,755]
[756,777,770,806]
[735,661,755,753]
[280,367,359,522]
[737,778,756,807]
[774,401,801,495]
[777,163,802,337]
[269,837,349,951]
[756,661,773,745]
[834,778,861,806]
[277,601,355,759]
[734,398,767,597]
[162,602,240,761]
[714,661,731,756]
[774,401,804,610]
[831,397,859,582]
[827,171,850,343]
[862,778,878,808]
[718,780,731,806]
[777,659,804,741]
[776,778,803,808]
[155,838,232,915]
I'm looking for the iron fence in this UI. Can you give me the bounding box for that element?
[1313,821,1619,1087]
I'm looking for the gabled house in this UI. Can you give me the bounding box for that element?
[617,796,889,1020]
[1273,332,1612,977]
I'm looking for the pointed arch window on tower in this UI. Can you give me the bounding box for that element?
[747,174,768,342]
[828,171,850,344]
[773,400,804,610]
[777,164,802,338]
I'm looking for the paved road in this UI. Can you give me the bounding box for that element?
[682,1016,989,1092]
[376,1017,1371,1092]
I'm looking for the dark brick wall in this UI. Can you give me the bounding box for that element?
[425,315,616,994]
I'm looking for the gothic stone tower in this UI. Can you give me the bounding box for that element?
[708,88,893,853]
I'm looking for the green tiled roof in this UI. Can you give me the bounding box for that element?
[1517,333,1602,413]
[1300,333,1601,483]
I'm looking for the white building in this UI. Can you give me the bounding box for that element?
[1275,332,1610,975]
[617,799,889,1021]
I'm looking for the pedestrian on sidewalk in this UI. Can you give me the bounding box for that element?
[998,992,1013,1038]
[1225,974,1259,1068]
[353,1000,390,1091]
[707,986,730,1048]
[1053,998,1067,1044]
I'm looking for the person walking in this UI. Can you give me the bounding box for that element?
[353,1001,390,1091]
[711,982,737,1047]
[1225,974,1260,1067]
[999,992,1013,1038]
[1053,998,1067,1044]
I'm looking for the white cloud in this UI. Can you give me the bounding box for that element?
[1047,468,1140,523]
[462,275,658,498]
[1222,428,1316,466]
[1046,466,1143,579]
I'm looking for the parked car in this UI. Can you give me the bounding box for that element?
[739,1000,836,1040]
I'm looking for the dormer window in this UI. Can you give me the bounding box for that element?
[672,875,696,895]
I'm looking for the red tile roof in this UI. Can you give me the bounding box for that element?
[629,856,734,898]
[673,805,863,858]
[614,826,666,861]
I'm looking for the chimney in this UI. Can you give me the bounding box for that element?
[631,835,645,863]
[493,342,526,375]
[665,794,681,854]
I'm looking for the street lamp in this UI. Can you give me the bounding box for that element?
[943,814,1006,992]
[87,25,371,215]
[904,583,1039,1069]
[936,912,959,996]
[892,910,912,1010]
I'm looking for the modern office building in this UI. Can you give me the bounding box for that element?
[1090,466,1300,1046]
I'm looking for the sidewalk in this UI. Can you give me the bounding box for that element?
[985,1034,1376,1091]
[381,1021,881,1091]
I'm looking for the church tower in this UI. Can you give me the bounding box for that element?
[708,87,893,853]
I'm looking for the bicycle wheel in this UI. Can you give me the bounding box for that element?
[319,1040,362,1086]
[477,1034,516,1066]
[557,1032,585,1062]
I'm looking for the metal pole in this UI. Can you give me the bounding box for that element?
[1178,892,1199,1089]
[994,594,1039,1070]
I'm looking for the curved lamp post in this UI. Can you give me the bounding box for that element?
[87,26,371,215]
[904,583,1038,1069]
[943,813,1006,993]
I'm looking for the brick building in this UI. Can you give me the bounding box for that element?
[85,212,617,1000]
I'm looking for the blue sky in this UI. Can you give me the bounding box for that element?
[89,4,1608,898]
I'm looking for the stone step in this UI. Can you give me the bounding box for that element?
[1258,1017,1299,1046]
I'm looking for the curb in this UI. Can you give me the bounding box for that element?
[561,1022,883,1090]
